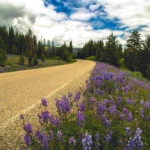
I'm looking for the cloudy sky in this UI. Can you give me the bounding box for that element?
[0,0,150,47]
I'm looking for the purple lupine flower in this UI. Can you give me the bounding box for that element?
[108,105,117,115]
[49,115,60,126]
[125,85,130,93]
[74,92,80,102]
[82,132,93,150]
[105,131,113,142]
[97,102,106,115]
[144,101,150,109]
[101,115,111,128]
[95,133,100,141]
[41,111,49,122]
[41,98,48,107]
[140,108,144,119]
[95,133,100,148]
[119,113,125,120]
[123,108,129,114]
[125,128,143,150]
[24,134,31,145]
[127,112,133,121]
[77,111,85,127]
[69,136,76,145]
[126,98,135,105]
[68,92,73,99]
[140,99,144,106]
[57,130,63,141]
[20,114,24,120]
[56,96,71,113]
[89,97,95,103]
[42,135,49,150]
[94,89,104,95]
[125,127,131,136]
[116,95,122,104]
[35,131,44,141]
[49,130,54,140]
[37,113,42,123]
[78,102,85,112]
[24,123,32,134]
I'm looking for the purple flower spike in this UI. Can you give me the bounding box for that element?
[41,98,48,107]
[69,136,76,145]
[82,132,93,150]
[57,130,63,141]
[77,111,85,127]
[41,111,49,122]
[74,92,80,102]
[20,114,24,120]
[24,123,32,134]
[24,134,31,145]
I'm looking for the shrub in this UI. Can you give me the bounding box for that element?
[33,55,38,66]
[19,53,25,65]
[146,64,150,79]
[28,54,32,66]
[86,56,96,61]
[119,58,125,68]
[0,49,7,66]
[41,54,45,62]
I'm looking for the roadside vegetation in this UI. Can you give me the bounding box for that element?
[0,26,75,72]
[77,30,150,80]
[20,62,150,149]
[0,54,70,73]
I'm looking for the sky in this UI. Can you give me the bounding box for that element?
[0,0,150,47]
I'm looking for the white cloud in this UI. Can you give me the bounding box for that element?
[0,0,149,48]
[89,4,101,11]
[70,9,96,21]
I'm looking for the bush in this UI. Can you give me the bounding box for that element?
[119,58,125,68]
[146,64,150,79]
[33,55,38,66]
[41,54,45,62]
[0,49,7,66]
[28,54,32,66]
[19,53,25,65]
[86,56,96,61]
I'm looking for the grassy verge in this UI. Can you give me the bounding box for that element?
[0,55,76,73]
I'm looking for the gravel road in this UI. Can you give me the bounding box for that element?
[0,59,95,149]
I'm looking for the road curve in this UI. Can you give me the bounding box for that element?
[0,60,95,130]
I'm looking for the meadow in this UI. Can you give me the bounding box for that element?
[0,55,68,73]
[20,62,150,150]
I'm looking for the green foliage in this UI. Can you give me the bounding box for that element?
[86,55,96,61]
[119,58,125,68]
[19,53,25,65]
[28,53,32,66]
[0,49,7,66]
[146,64,150,79]
[33,55,38,66]
[41,54,45,62]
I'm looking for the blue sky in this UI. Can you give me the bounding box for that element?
[0,0,150,47]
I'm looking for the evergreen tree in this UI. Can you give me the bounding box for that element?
[126,30,143,50]
[105,33,120,67]
[0,49,7,66]
[69,41,73,54]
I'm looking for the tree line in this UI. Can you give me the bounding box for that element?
[77,30,150,79]
[0,25,74,66]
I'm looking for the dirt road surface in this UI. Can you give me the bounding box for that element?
[0,59,95,149]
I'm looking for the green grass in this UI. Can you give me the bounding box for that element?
[0,55,76,73]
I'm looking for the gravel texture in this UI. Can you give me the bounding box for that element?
[0,59,95,149]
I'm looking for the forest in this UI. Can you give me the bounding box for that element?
[0,25,74,68]
[77,30,150,79]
